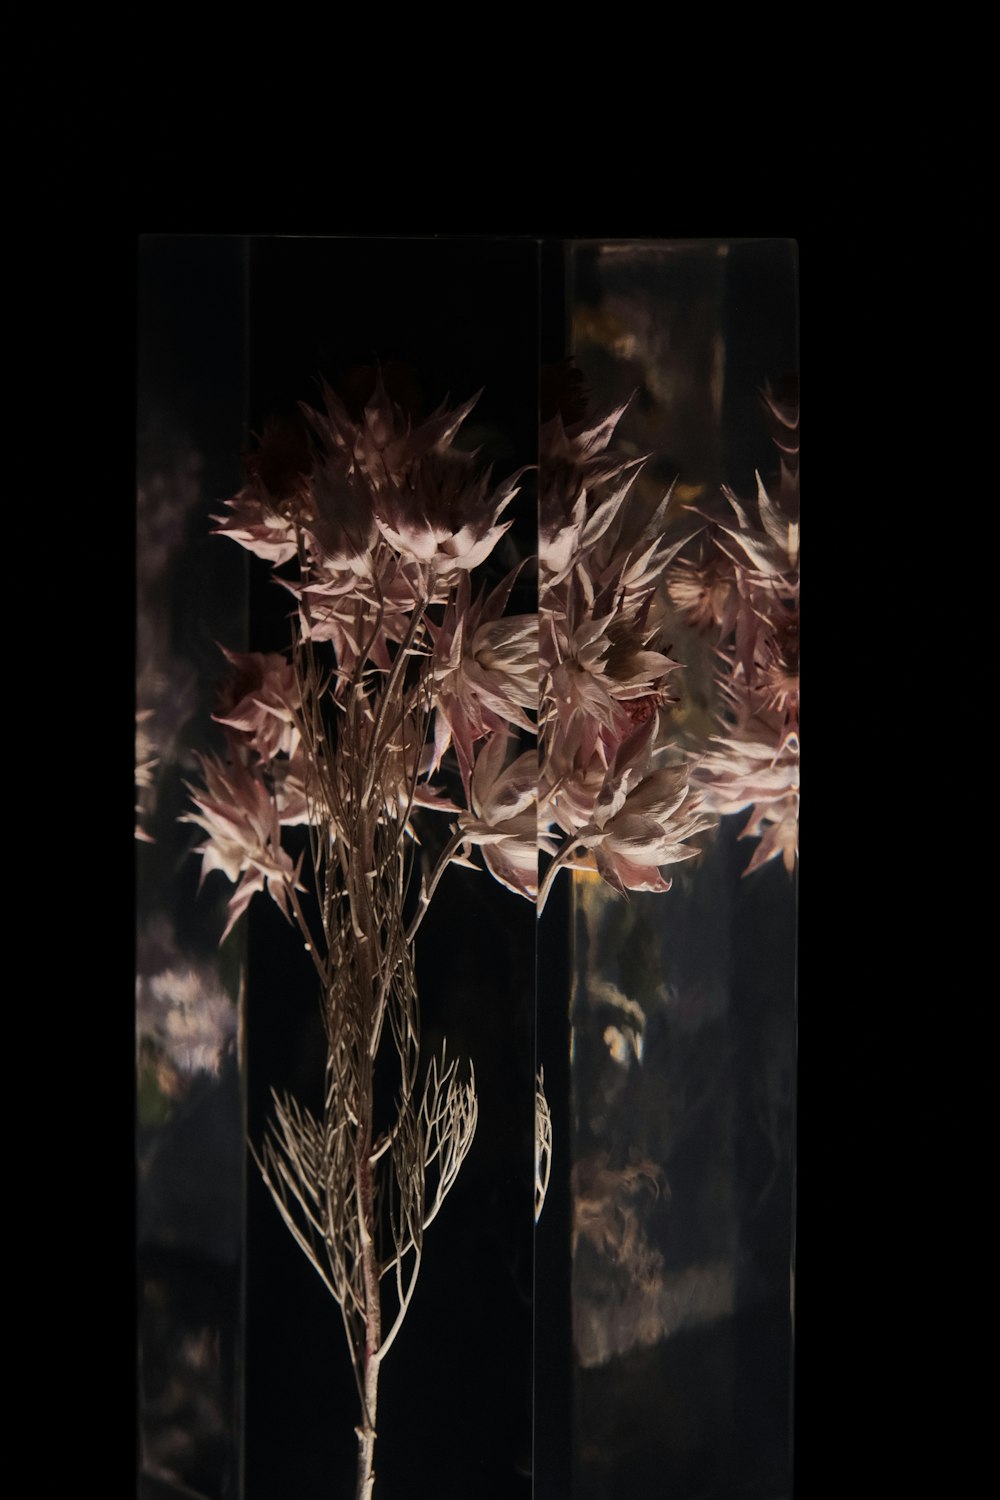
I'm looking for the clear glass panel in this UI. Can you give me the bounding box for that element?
[540,237,798,1500]
[136,235,249,1498]
[239,237,539,1500]
[137,236,797,1500]
[138,237,540,1500]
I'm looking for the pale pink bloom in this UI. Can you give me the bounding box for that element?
[293,545,426,682]
[540,647,678,841]
[715,471,799,579]
[740,792,799,876]
[690,687,799,875]
[543,577,623,739]
[373,456,522,579]
[539,402,645,582]
[710,380,800,588]
[541,568,681,792]
[748,596,799,734]
[429,568,537,790]
[540,466,645,587]
[692,677,799,808]
[574,761,713,895]
[301,374,520,581]
[457,735,551,901]
[183,743,303,941]
[541,732,611,837]
[213,647,301,762]
[540,398,695,609]
[215,410,378,576]
[693,735,799,813]
[675,381,799,706]
[539,386,693,900]
[212,484,300,564]
[586,481,696,624]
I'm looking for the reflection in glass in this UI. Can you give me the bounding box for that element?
[137,238,247,1499]
[552,238,798,1499]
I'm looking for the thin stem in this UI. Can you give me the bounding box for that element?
[362,598,428,807]
[405,827,468,944]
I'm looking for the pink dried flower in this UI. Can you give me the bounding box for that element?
[539,402,646,582]
[183,742,304,941]
[298,373,520,581]
[297,449,378,573]
[690,686,799,875]
[212,484,299,564]
[740,793,799,876]
[457,734,551,901]
[541,568,680,791]
[373,455,522,578]
[429,569,537,790]
[715,471,799,579]
[574,761,713,895]
[213,647,301,762]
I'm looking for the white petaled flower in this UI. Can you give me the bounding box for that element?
[429,569,537,791]
[714,472,800,580]
[183,744,304,940]
[575,762,714,895]
[212,485,299,563]
[690,687,799,876]
[374,456,522,580]
[539,402,644,584]
[457,735,553,901]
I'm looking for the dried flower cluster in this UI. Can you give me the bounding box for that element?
[537,401,714,908]
[178,367,798,1498]
[669,381,800,874]
[185,375,536,1499]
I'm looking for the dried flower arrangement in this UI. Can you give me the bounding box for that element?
[179,364,798,1497]
[537,398,713,908]
[536,374,800,901]
[671,379,800,875]
[184,374,536,1497]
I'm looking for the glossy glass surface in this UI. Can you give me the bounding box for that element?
[137,236,249,1498]
[561,238,798,1500]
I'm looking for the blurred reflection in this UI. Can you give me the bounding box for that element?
[137,234,247,1500]
[566,239,796,1499]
